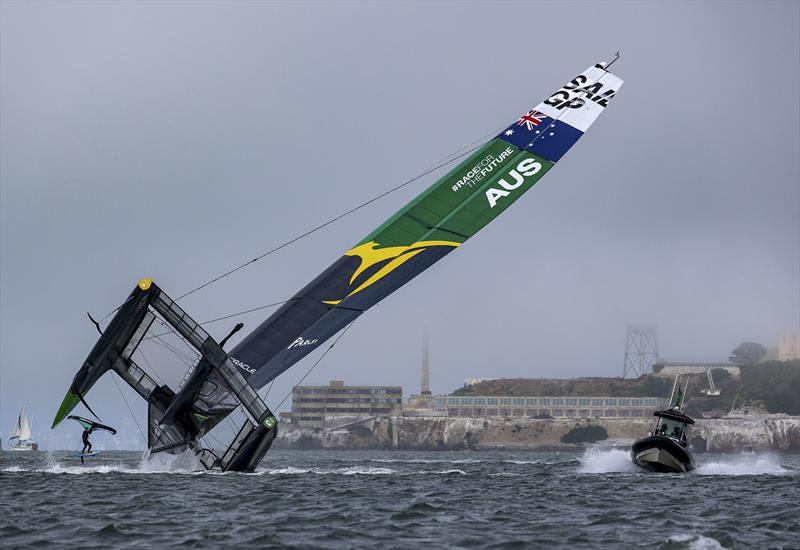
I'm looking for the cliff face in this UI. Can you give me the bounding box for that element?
[274,415,800,453]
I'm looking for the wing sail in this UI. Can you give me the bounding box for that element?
[68,415,117,434]
[231,62,624,389]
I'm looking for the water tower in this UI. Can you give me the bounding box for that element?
[623,325,658,378]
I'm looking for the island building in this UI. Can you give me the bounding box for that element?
[403,340,668,418]
[653,361,741,379]
[430,395,665,418]
[289,380,403,428]
[761,329,800,362]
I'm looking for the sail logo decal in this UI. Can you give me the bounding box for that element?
[485,157,543,208]
[230,357,256,374]
[545,74,617,110]
[288,337,319,350]
[451,147,515,193]
[323,240,461,305]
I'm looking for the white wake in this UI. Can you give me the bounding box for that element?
[577,448,791,475]
[578,448,638,473]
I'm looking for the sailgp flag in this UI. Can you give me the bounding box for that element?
[497,63,623,163]
[498,115,583,163]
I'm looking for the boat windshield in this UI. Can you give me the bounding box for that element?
[655,418,686,440]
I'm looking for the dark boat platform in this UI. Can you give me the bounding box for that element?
[631,434,696,473]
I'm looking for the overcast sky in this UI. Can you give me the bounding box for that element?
[2,1,798,449]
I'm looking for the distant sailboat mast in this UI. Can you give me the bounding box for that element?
[9,406,36,451]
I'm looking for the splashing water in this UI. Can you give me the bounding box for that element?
[139,448,205,473]
[660,533,725,550]
[578,448,638,473]
[694,453,789,476]
[577,447,791,476]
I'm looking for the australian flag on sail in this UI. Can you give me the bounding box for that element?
[497,109,584,163]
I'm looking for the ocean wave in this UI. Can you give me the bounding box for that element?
[366,458,483,464]
[262,466,397,476]
[661,533,725,549]
[259,466,469,476]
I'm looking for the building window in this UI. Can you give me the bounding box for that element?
[605,409,617,417]
[618,399,630,406]
[632,399,642,406]
[539,398,550,406]
[488,398,498,405]
[579,409,590,417]
[513,398,524,406]
[500,398,511,405]
[553,398,564,406]
[605,399,617,406]
[526,398,537,406]
[579,398,590,406]
[592,399,603,406]
[566,398,577,406]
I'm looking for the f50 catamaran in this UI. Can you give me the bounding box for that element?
[51,60,624,472]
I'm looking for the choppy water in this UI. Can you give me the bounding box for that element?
[1,449,798,548]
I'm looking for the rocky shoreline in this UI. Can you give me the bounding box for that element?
[274,415,800,453]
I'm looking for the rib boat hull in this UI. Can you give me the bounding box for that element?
[631,435,695,473]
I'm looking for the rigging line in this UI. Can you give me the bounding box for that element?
[173,130,505,303]
[149,334,197,365]
[110,375,147,445]
[143,299,293,341]
[148,336,194,365]
[262,378,276,401]
[135,347,167,386]
[149,327,198,362]
[274,320,357,411]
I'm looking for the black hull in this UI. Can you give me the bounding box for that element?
[631,435,696,473]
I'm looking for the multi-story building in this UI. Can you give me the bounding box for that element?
[762,329,800,362]
[432,395,667,418]
[291,380,403,427]
[653,361,741,378]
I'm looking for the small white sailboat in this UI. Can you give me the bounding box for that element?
[9,406,38,451]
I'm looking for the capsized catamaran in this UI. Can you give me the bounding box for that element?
[9,406,37,451]
[51,60,624,472]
